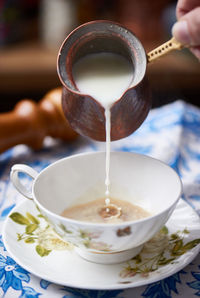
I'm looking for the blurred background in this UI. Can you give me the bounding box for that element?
[0,0,199,113]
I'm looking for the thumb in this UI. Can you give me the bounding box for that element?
[172,6,200,46]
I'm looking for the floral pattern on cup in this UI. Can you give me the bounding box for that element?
[49,218,112,252]
[9,208,73,257]
[9,203,200,279]
[9,204,111,255]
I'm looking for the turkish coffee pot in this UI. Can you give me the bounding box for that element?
[0,21,184,154]
[57,20,183,142]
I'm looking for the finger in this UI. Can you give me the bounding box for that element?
[190,46,200,59]
[176,0,200,19]
[172,7,200,46]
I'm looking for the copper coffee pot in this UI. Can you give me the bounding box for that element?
[57,20,183,142]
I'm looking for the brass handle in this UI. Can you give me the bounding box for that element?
[147,37,183,63]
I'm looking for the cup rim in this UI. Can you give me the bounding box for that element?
[32,151,183,228]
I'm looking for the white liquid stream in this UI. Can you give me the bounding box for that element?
[105,107,111,209]
[73,53,133,206]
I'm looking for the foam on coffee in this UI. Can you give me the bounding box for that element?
[61,198,150,223]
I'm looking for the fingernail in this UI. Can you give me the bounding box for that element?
[172,20,191,45]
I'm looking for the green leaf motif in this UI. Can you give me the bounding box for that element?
[80,230,89,239]
[17,233,23,241]
[182,239,200,250]
[83,240,90,248]
[10,207,73,257]
[26,224,38,234]
[59,223,72,234]
[158,257,175,265]
[170,233,179,240]
[160,226,169,235]
[10,212,30,225]
[170,238,200,256]
[36,245,51,257]
[172,239,183,253]
[132,254,142,264]
[26,212,40,224]
[25,237,35,243]
[183,228,189,234]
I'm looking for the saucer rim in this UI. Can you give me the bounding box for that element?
[2,198,200,290]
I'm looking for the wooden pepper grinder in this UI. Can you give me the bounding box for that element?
[0,88,78,154]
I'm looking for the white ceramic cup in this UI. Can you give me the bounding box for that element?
[10,152,182,264]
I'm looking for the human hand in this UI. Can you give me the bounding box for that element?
[172,0,200,59]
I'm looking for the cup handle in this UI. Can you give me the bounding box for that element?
[10,164,38,200]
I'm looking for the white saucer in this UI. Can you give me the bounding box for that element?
[2,199,200,290]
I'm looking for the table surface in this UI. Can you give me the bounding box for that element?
[1,100,200,297]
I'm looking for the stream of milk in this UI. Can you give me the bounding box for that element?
[73,52,133,207]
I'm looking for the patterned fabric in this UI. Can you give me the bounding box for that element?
[1,100,200,297]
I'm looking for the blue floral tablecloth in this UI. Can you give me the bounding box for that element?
[1,100,200,297]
